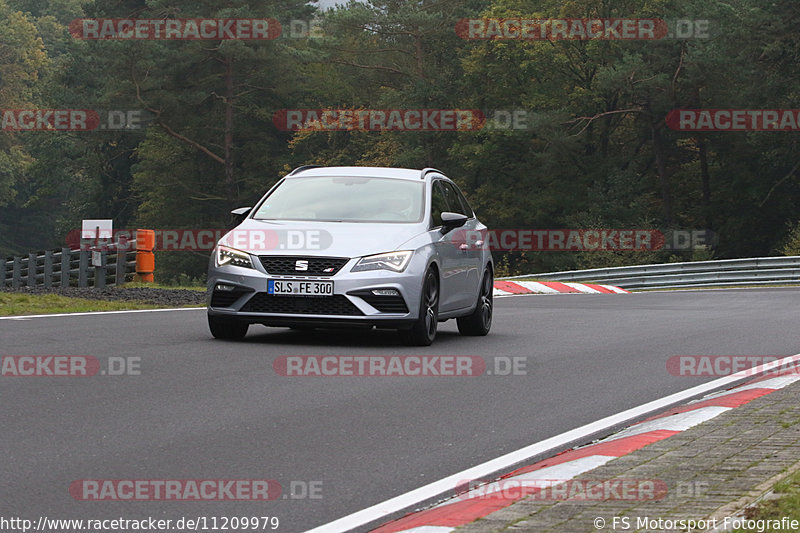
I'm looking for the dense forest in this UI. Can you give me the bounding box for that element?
[2,0,800,281]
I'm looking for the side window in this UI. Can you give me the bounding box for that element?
[441,182,470,217]
[430,181,449,228]
[452,184,474,218]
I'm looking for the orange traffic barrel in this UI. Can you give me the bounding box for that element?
[135,229,155,282]
[136,229,155,252]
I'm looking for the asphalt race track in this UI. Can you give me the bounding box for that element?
[2,288,800,532]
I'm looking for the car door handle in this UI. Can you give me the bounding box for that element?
[459,244,469,251]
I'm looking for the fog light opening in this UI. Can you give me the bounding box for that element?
[371,288,400,296]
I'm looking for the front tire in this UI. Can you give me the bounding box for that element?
[457,267,493,336]
[208,315,249,340]
[399,268,439,346]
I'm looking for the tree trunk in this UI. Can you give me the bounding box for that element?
[414,28,424,78]
[697,136,712,230]
[652,123,672,225]
[224,57,236,205]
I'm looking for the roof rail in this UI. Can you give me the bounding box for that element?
[288,165,322,176]
[420,167,445,179]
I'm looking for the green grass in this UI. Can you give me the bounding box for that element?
[731,469,800,532]
[0,293,167,316]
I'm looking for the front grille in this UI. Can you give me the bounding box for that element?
[258,256,349,276]
[359,294,409,314]
[210,287,254,307]
[240,293,363,316]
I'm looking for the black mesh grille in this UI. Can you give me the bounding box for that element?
[210,287,253,307]
[240,293,363,316]
[359,295,409,314]
[258,256,349,276]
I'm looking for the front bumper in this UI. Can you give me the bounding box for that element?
[207,257,423,328]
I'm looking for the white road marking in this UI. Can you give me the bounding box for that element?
[603,406,731,441]
[564,282,602,293]
[305,352,800,533]
[438,454,615,505]
[0,307,204,320]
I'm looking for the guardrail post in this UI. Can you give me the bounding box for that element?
[127,250,136,280]
[43,250,53,289]
[78,251,89,287]
[94,251,106,289]
[12,256,21,288]
[60,248,70,287]
[114,250,126,285]
[27,253,36,287]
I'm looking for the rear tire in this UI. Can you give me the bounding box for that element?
[399,268,439,346]
[457,267,492,336]
[208,315,249,340]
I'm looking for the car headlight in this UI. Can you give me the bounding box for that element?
[215,245,255,269]
[351,251,413,273]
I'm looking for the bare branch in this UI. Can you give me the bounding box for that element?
[329,59,411,76]
[759,159,800,208]
[132,68,225,165]
[157,121,226,165]
[330,46,413,56]
[672,45,686,96]
[565,108,646,136]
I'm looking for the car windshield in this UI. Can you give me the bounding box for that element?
[252,176,425,223]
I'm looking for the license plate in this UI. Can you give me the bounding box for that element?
[268,279,334,296]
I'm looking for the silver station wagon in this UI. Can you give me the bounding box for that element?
[206,166,493,345]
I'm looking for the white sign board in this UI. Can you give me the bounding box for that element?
[81,219,113,240]
[92,251,102,267]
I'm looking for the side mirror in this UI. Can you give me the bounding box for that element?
[229,207,252,228]
[231,207,252,217]
[440,211,468,233]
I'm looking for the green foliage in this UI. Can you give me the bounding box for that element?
[3,0,800,280]
[781,221,800,257]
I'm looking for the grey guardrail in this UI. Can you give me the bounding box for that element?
[503,256,800,290]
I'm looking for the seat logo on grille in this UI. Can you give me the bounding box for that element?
[295,260,309,271]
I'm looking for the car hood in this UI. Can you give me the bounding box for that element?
[220,218,427,258]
